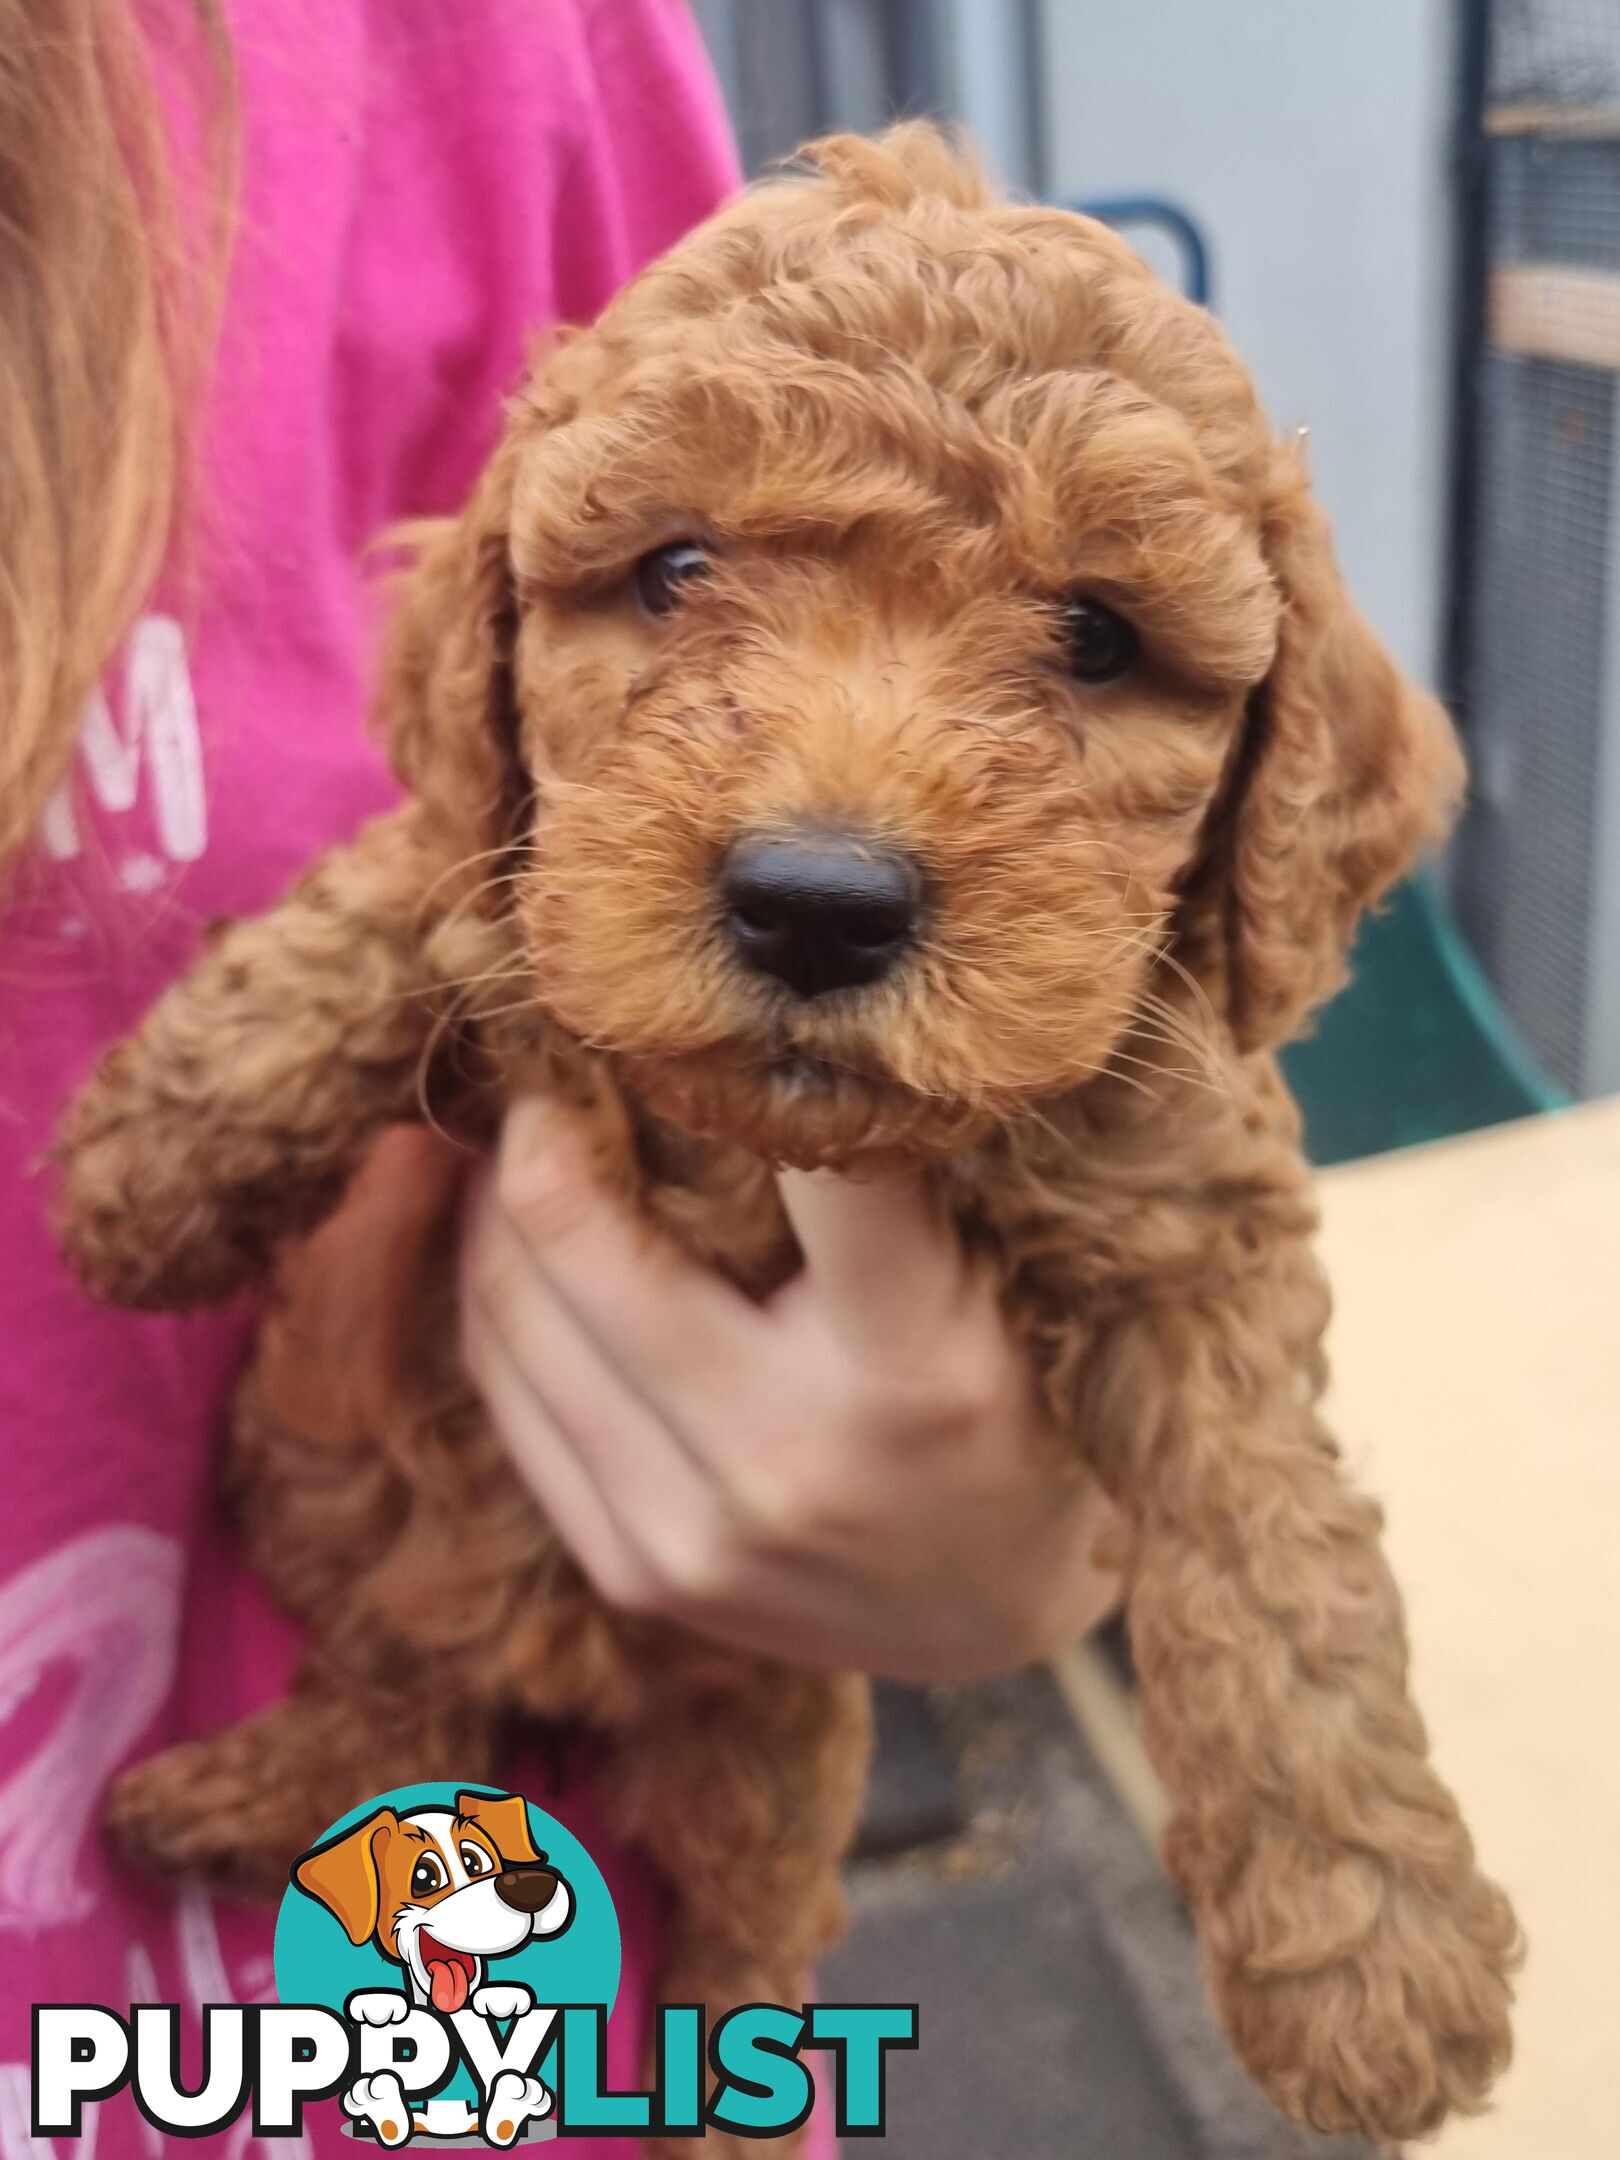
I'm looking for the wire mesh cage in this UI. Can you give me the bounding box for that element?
[1452,0,1620,1095]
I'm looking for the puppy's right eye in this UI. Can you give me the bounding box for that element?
[635,539,711,617]
[1060,596,1139,685]
[410,1855,446,1898]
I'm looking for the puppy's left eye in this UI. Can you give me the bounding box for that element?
[460,1843,492,1877]
[1060,597,1139,685]
[635,539,711,617]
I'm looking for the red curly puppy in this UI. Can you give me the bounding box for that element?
[58,125,1519,2149]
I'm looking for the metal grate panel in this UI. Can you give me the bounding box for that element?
[1493,139,1620,271]
[1490,0,1620,104]
[1453,0,1620,1095]
[1456,357,1612,1088]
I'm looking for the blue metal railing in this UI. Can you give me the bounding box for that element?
[1066,195,1213,308]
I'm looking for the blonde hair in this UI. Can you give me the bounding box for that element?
[0,0,234,872]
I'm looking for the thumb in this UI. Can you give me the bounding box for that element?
[773,1162,963,1350]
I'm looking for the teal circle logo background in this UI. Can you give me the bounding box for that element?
[273,1783,620,2103]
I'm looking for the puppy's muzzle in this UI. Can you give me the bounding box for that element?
[494,1865,562,1914]
[719,830,921,999]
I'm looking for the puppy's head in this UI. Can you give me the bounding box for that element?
[389,124,1460,1164]
[294,1790,571,2012]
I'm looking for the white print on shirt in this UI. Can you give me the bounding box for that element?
[0,1895,310,2160]
[173,1892,310,2160]
[0,1533,309,2156]
[122,1938,166,2160]
[41,617,207,880]
[0,1526,182,1932]
[0,2056,102,2160]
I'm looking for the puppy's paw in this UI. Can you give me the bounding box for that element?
[103,1718,337,1901]
[343,2072,413,2146]
[54,1091,259,1311]
[347,1991,412,2028]
[481,2070,550,2146]
[471,1983,534,2023]
[1208,1826,1521,2140]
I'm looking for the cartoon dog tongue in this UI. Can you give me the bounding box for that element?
[426,1953,470,2014]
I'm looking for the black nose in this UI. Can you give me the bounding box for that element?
[494,1865,560,1914]
[719,833,921,999]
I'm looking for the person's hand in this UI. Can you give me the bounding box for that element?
[459,1098,1126,1681]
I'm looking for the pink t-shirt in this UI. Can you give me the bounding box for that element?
[0,3,753,2150]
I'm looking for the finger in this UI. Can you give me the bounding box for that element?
[465,1189,722,1533]
[1062,1535,1128,1642]
[773,1162,964,1350]
[466,1236,759,1627]
[492,1096,755,1394]
[1017,1481,1130,1658]
[460,1292,652,1610]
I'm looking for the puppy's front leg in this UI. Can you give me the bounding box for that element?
[602,1665,872,2157]
[57,805,481,1309]
[1099,1240,1520,2142]
[104,1667,497,1898]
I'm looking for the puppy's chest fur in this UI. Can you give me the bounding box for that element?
[237,1012,1313,1727]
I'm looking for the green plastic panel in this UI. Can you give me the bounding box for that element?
[1281,875,1566,1167]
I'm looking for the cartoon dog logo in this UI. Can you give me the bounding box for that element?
[294,1788,573,2146]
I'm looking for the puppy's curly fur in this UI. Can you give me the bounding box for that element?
[58,126,1519,2149]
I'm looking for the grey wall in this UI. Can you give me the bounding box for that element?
[1036,0,1457,686]
[690,0,1045,188]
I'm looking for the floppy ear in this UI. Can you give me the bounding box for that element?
[292,1808,397,1945]
[1205,446,1465,1052]
[455,1789,542,1868]
[377,428,527,846]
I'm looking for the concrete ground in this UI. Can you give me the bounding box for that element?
[826,1675,1371,2160]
